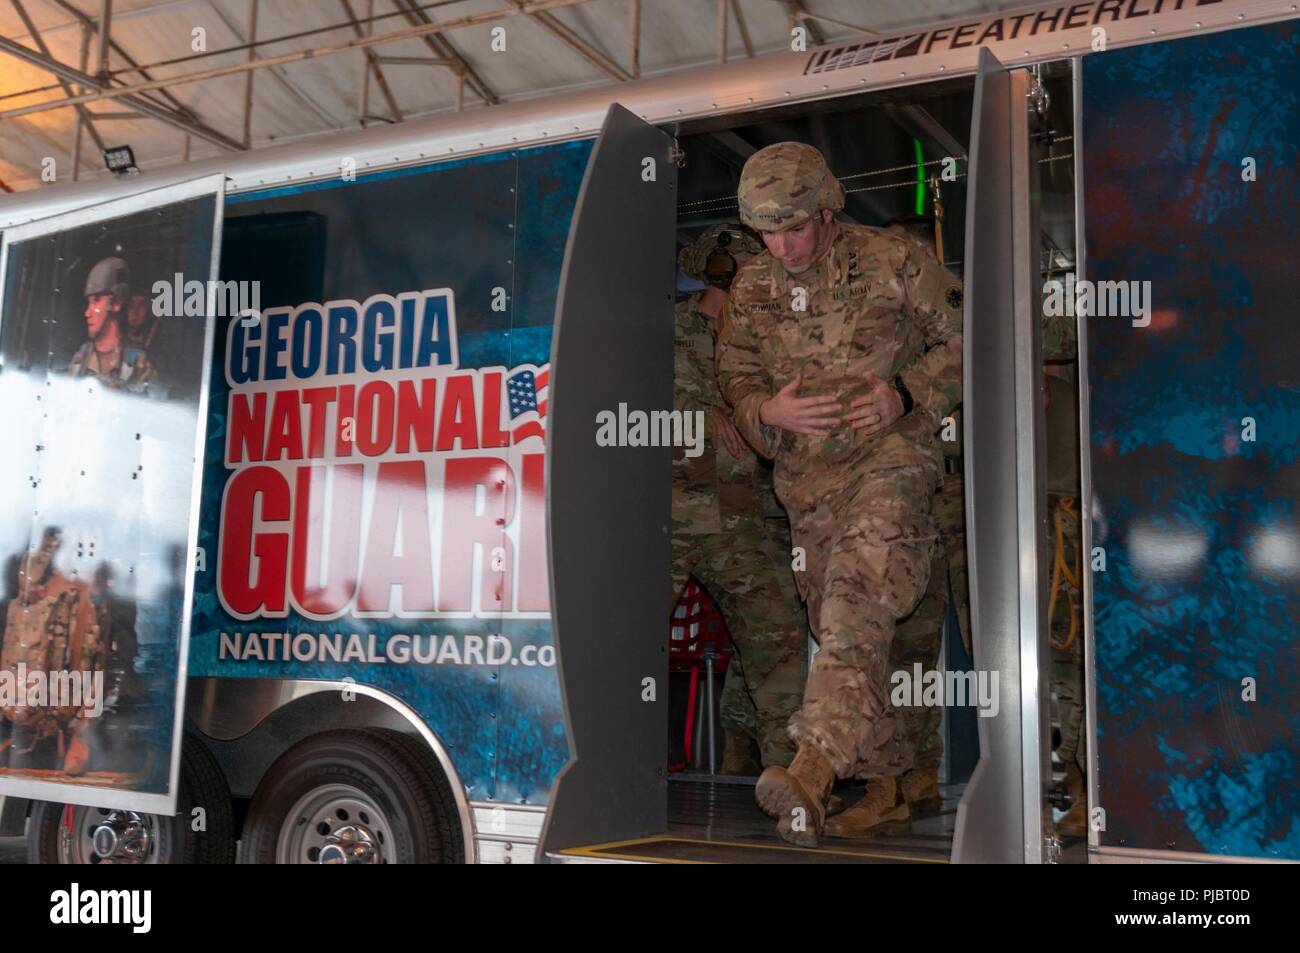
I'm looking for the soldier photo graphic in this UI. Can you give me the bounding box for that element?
[68,256,159,393]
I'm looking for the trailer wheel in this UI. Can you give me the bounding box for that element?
[239,728,462,864]
[27,732,236,864]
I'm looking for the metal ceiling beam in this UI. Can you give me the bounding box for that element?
[717,0,727,63]
[392,0,499,107]
[0,34,247,150]
[783,0,826,47]
[0,0,592,121]
[47,0,204,121]
[8,0,107,161]
[729,0,755,58]
[373,55,453,66]
[243,0,259,145]
[71,22,90,179]
[784,6,884,38]
[340,0,403,124]
[203,0,343,133]
[528,7,632,83]
[627,0,640,78]
[94,0,112,79]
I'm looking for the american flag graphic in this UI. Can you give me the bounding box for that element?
[507,365,549,444]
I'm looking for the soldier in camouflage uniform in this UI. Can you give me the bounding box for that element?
[878,219,964,818]
[718,143,963,846]
[1044,369,1087,836]
[0,528,104,775]
[69,257,158,392]
[672,224,808,772]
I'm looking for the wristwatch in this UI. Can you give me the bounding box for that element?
[892,375,914,416]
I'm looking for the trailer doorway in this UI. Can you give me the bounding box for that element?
[657,76,980,866]
[544,53,1082,863]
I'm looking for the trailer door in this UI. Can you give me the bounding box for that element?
[540,104,676,856]
[0,175,223,816]
[951,49,1052,864]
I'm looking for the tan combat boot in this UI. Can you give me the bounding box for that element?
[721,731,761,776]
[899,767,943,817]
[823,775,910,839]
[1057,763,1088,837]
[755,744,835,848]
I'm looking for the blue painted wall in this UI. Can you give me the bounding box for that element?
[1083,21,1299,859]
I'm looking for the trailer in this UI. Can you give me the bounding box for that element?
[0,0,1295,864]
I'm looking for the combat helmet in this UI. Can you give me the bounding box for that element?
[84,256,131,301]
[678,223,764,288]
[737,142,845,232]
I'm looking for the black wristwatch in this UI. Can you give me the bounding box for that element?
[892,375,914,415]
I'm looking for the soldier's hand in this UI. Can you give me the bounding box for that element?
[712,407,747,458]
[846,371,904,436]
[759,374,842,437]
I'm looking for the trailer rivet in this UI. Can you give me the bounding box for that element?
[1194,21,1202,27]
[1150,28,1156,35]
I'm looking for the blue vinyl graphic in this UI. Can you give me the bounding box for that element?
[188,141,592,805]
[1082,22,1299,858]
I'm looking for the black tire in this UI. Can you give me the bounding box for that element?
[238,728,463,864]
[28,732,236,864]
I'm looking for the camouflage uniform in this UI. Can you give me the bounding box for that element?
[68,342,157,392]
[720,145,964,783]
[672,227,807,769]
[1044,371,1085,775]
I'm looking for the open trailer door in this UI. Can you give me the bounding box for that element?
[0,176,223,816]
[540,105,677,857]
[951,49,1052,864]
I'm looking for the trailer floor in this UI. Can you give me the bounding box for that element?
[552,775,960,864]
